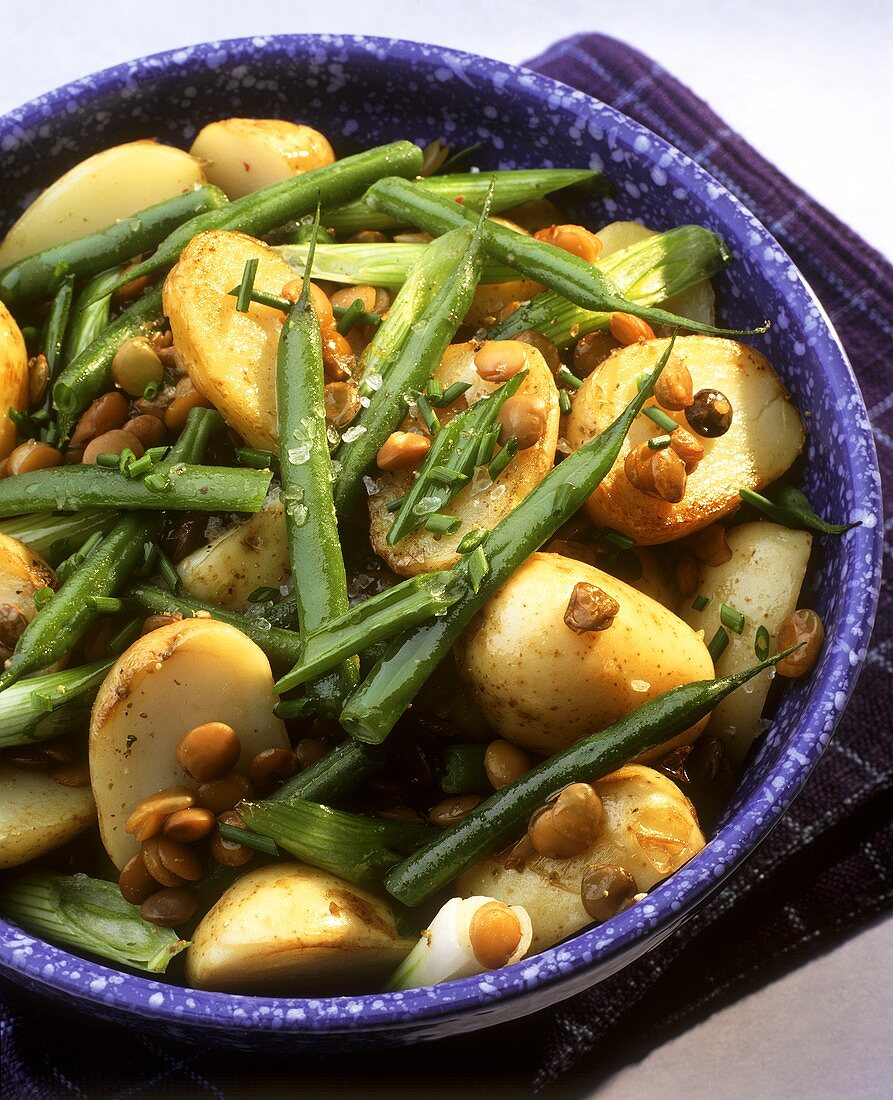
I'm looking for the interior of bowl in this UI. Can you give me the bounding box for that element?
[0,34,882,1037]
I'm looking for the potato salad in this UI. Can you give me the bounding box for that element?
[0,121,841,994]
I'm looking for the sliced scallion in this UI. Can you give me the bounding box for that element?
[707,626,730,661]
[691,594,711,612]
[720,603,745,635]
[235,257,259,313]
[754,625,771,660]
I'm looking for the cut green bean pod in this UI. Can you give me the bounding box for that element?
[365,178,766,337]
[339,339,676,745]
[63,267,123,364]
[384,648,799,906]
[270,738,383,805]
[41,274,75,380]
[0,659,113,748]
[90,142,424,303]
[322,167,606,235]
[0,510,116,561]
[0,186,228,308]
[277,242,516,287]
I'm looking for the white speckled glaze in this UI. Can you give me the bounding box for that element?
[0,35,882,1049]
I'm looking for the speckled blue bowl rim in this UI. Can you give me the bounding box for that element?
[0,34,882,1037]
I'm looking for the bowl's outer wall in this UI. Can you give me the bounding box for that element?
[0,35,882,1048]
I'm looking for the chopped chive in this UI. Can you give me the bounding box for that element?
[20,326,38,346]
[415,393,440,436]
[332,304,381,328]
[235,258,259,313]
[142,380,160,401]
[598,528,636,551]
[487,437,518,480]
[32,587,54,610]
[644,406,679,433]
[247,586,281,604]
[218,822,280,856]
[143,471,171,494]
[107,616,142,655]
[754,625,771,660]
[720,603,745,635]
[707,626,730,661]
[336,297,367,336]
[117,448,137,473]
[154,547,180,593]
[145,446,169,464]
[386,496,406,514]
[559,390,573,416]
[691,594,711,612]
[95,453,120,469]
[87,595,126,614]
[432,381,472,407]
[424,512,462,535]
[29,690,57,714]
[30,409,50,424]
[647,434,672,450]
[227,285,292,312]
[425,378,444,401]
[236,447,277,470]
[40,423,60,447]
[124,454,153,480]
[8,407,30,436]
[428,465,468,486]
[139,541,159,577]
[466,546,489,593]
[457,527,487,553]
[557,366,583,391]
[475,426,500,468]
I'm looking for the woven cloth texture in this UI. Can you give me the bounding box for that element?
[0,31,890,1099]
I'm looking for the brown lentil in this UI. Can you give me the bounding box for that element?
[111,337,164,397]
[248,747,299,795]
[468,901,524,969]
[534,224,602,264]
[776,609,825,678]
[8,440,63,476]
[527,783,603,859]
[497,395,546,451]
[484,740,531,790]
[176,722,241,782]
[624,443,687,503]
[580,863,638,922]
[140,612,181,636]
[376,431,431,472]
[324,380,361,427]
[140,887,198,928]
[474,341,527,382]
[685,388,733,437]
[330,284,377,313]
[70,391,130,449]
[669,427,705,473]
[347,230,388,244]
[609,312,655,346]
[210,811,254,867]
[513,329,561,375]
[48,763,91,788]
[197,773,252,814]
[563,582,620,634]
[118,853,159,905]
[675,552,700,597]
[573,330,618,377]
[654,358,694,411]
[295,738,328,770]
[165,376,212,433]
[428,794,482,827]
[141,836,203,884]
[162,806,217,844]
[82,429,144,465]
[122,414,167,449]
[112,265,153,305]
[28,354,50,407]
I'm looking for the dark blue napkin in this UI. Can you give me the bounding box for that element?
[1,33,890,1099]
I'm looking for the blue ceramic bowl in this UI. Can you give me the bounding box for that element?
[0,34,882,1049]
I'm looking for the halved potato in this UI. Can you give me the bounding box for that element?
[190,118,335,200]
[0,532,58,658]
[90,617,288,868]
[456,552,713,756]
[0,141,205,266]
[566,337,806,544]
[186,862,414,992]
[164,230,294,449]
[0,303,29,461]
[458,765,704,953]
[369,341,560,575]
[177,497,289,610]
[683,521,812,763]
[0,765,96,869]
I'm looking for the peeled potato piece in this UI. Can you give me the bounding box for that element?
[682,521,812,763]
[186,862,414,993]
[0,766,96,870]
[457,552,713,756]
[177,497,290,610]
[458,765,705,953]
[0,141,205,266]
[0,303,29,461]
[369,341,560,576]
[89,618,288,868]
[567,337,805,544]
[164,230,294,449]
[190,118,335,200]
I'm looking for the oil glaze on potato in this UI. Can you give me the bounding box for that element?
[683,521,812,763]
[0,303,29,461]
[190,118,335,200]
[164,230,294,449]
[567,337,805,544]
[0,765,96,869]
[186,862,414,992]
[457,553,713,755]
[90,618,287,868]
[0,141,205,266]
[458,765,704,952]
[177,497,290,610]
[369,341,560,575]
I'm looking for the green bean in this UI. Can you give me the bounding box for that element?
[0,659,113,748]
[338,339,676,745]
[277,242,517,287]
[0,409,221,691]
[323,168,606,236]
[0,461,271,518]
[332,221,487,515]
[52,286,164,438]
[365,178,767,337]
[0,186,229,308]
[63,267,123,363]
[492,225,730,346]
[277,234,358,715]
[0,510,116,561]
[271,738,383,804]
[41,274,75,379]
[125,582,302,670]
[90,143,424,304]
[384,650,796,905]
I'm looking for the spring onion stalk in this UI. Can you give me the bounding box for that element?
[323,167,607,235]
[0,660,112,748]
[339,340,676,746]
[277,242,517,287]
[0,462,272,518]
[386,896,532,990]
[41,274,75,382]
[0,510,116,561]
[439,744,490,795]
[0,873,187,973]
[238,800,435,890]
[332,210,489,514]
[63,268,125,363]
[491,225,730,346]
[738,485,857,534]
[385,648,800,906]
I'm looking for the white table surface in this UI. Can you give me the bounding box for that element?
[1,2,890,1097]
